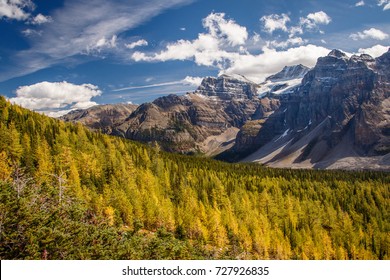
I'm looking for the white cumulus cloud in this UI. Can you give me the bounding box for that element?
[358,44,390,57]
[131,13,247,68]
[202,12,248,46]
[378,0,390,10]
[350,28,389,40]
[10,81,102,116]
[125,39,148,49]
[260,11,331,41]
[182,76,203,87]
[222,44,330,82]
[300,11,331,30]
[268,37,307,49]
[307,11,332,25]
[355,1,365,7]
[131,13,333,83]
[0,0,34,20]
[260,13,290,34]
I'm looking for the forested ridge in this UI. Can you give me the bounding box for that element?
[0,96,389,260]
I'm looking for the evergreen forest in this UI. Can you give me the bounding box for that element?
[0,96,389,260]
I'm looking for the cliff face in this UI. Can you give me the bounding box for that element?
[232,49,390,170]
[288,49,389,155]
[195,74,258,100]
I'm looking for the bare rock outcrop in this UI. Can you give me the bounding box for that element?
[231,49,390,170]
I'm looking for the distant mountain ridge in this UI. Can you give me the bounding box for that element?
[61,49,390,170]
[61,103,138,134]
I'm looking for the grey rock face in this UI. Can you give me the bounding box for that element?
[288,49,389,154]
[230,49,390,169]
[195,74,258,100]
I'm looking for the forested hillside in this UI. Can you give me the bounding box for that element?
[0,96,389,260]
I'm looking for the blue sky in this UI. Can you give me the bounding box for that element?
[0,0,389,116]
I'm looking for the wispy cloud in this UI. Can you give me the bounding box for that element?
[113,76,202,92]
[125,39,149,49]
[268,37,307,49]
[114,81,184,91]
[0,0,195,82]
[22,28,42,37]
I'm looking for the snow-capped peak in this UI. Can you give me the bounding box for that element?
[219,73,256,83]
[266,64,310,82]
[258,64,310,97]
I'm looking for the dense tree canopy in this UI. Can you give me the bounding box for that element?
[0,96,389,259]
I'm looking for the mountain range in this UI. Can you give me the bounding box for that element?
[61,49,390,170]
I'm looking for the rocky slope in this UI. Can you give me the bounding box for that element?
[61,103,138,134]
[229,49,390,170]
[63,75,264,155]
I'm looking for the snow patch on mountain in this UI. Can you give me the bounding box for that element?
[257,64,310,96]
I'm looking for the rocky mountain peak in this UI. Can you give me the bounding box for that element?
[328,49,349,59]
[224,48,390,170]
[303,50,351,83]
[153,94,190,109]
[195,74,258,100]
[258,64,309,97]
[266,64,310,82]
